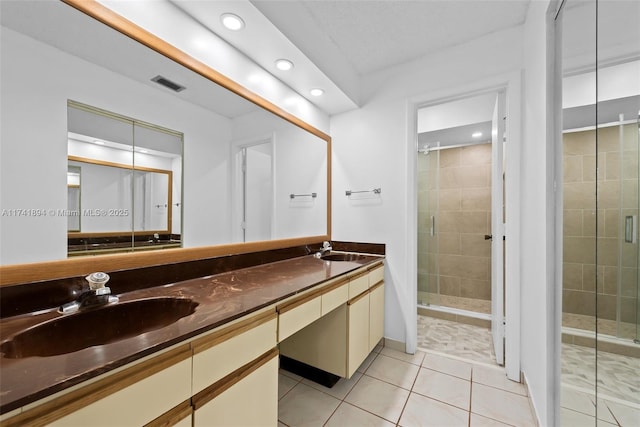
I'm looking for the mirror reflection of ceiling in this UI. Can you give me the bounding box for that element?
[417,92,496,151]
[0,0,258,120]
[561,0,640,131]
[68,105,183,157]
[562,0,639,72]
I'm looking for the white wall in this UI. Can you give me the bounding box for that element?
[232,111,328,240]
[331,25,524,350]
[273,126,327,239]
[0,27,233,264]
[520,1,556,425]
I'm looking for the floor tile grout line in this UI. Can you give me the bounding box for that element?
[472,378,529,398]
[391,355,418,427]
[277,370,305,402]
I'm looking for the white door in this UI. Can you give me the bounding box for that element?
[491,92,506,366]
[244,143,273,242]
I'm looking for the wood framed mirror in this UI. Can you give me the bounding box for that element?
[0,0,331,285]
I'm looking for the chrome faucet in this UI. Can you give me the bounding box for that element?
[314,241,333,258]
[59,272,119,314]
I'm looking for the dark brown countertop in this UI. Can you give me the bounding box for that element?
[0,253,384,414]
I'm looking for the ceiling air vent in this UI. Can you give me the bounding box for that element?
[151,75,186,92]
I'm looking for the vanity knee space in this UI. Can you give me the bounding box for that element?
[278,263,385,379]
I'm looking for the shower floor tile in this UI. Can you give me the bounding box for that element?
[417,315,496,365]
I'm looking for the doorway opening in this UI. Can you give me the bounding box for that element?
[233,139,274,243]
[416,91,506,367]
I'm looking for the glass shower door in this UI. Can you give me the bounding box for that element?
[417,148,439,306]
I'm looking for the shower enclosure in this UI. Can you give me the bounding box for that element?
[417,142,493,316]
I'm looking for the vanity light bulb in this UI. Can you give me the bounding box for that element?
[472,132,483,138]
[221,13,244,31]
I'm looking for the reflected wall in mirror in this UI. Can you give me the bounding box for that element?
[67,165,81,232]
[66,101,183,256]
[0,0,328,266]
[558,0,640,423]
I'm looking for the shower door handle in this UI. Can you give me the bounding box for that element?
[484,234,492,240]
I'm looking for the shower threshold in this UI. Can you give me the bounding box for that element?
[562,326,640,358]
[418,303,491,328]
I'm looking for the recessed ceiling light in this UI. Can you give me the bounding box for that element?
[310,88,324,97]
[137,148,149,154]
[472,132,483,138]
[93,139,105,145]
[275,59,294,71]
[221,13,244,31]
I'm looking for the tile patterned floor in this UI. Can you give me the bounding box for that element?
[278,346,536,426]
[417,315,497,366]
[560,339,640,425]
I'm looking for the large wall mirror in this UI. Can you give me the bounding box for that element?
[67,101,183,256]
[557,0,639,424]
[0,0,329,271]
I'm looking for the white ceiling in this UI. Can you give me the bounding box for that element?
[3,0,535,117]
[251,0,531,109]
[254,0,531,75]
[170,0,532,115]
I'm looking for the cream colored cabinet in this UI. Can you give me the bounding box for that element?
[320,277,349,316]
[368,282,385,351]
[192,350,278,427]
[5,345,194,427]
[191,311,277,395]
[279,263,385,379]
[346,291,370,378]
[191,310,278,426]
[50,355,192,427]
[278,292,322,341]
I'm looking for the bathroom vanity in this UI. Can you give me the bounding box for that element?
[0,248,384,426]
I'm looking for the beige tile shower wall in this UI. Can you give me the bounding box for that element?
[436,143,492,302]
[562,124,638,323]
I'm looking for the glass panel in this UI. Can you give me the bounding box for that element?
[637,119,640,345]
[595,0,640,419]
[417,146,439,306]
[559,0,598,424]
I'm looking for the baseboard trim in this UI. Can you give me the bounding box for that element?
[383,337,405,353]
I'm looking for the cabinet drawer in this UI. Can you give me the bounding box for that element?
[348,272,369,299]
[368,265,384,287]
[278,293,321,341]
[193,350,278,427]
[321,279,349,316]
[52,354,192,427]
[192,312,277,395]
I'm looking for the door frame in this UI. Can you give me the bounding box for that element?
[406,72,522,381]
[230,135,275,243]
